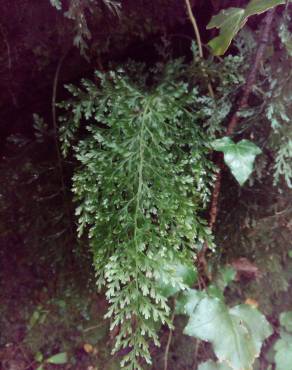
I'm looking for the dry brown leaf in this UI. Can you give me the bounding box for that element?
[245,298,259,308]
[83,343,94,353]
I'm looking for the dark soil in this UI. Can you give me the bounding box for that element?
[0,234,121,370]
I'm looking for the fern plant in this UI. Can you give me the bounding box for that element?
[59,59,217,368]
[265,27,292,188]
[49,0,121,57]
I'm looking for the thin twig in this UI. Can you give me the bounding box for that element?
[52,48,75,245]
[185,0,203,58]
[83,323,105,332]
[193,339,201,369]
[184,0,215,98]
[164,311,175,370]
[24,360,36,370]
[16,343,30,363]
[0,22,18,106]
[0,22,12,70]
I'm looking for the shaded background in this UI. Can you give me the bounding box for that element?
[0,1,291,369]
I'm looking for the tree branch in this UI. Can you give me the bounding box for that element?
[209,9,275,230]
[198,10,275,273]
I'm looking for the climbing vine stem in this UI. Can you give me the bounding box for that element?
[184,0,215,99]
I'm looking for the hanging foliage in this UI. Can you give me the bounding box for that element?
[59,60,217,368]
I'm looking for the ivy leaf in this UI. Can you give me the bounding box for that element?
[274,332,292,370]
[157,262,198,298]
[198,361,232,370]
[279,311,292,333]
[46,352,68,364]
[212,137,261,186]
[206,266,237,300]
[207,0,286,55]
[175,289,206,315]
[207,8,246,56]
[216,266,236,291]
[207,284,224,300]
[245,0,286,16]
[184,298,272,370]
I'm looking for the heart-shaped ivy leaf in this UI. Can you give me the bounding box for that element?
[183,297,272,370]
[207,0,286,55]
[212,137,261,186]
[207,7,246,56]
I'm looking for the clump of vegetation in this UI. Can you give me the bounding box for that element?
[0,0,291,369]
[58,1,292,368]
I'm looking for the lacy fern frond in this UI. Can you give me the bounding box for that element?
[264,28,292,188]
[274,139,292,188]
[60,60,215,368]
